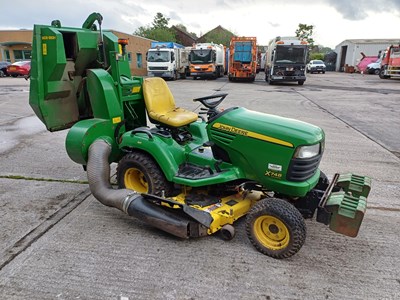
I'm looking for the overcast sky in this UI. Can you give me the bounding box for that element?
[1,0,400,48]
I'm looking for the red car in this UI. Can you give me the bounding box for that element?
[7,61,31,77]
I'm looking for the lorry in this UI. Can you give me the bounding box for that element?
[29,13,371,259]
[265,36,308,85]
[189,43,225,79]
[147,42,190,80]
[228,37,257,82]
[379,44,400,79]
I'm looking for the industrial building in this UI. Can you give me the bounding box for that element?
[335,39,400,72]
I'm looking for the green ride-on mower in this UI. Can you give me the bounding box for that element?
[29,13,371,259]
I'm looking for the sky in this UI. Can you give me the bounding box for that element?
[1,0,400,49]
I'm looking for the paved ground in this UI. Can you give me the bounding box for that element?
[0,73,399,299]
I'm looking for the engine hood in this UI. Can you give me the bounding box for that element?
[209,107,324,148]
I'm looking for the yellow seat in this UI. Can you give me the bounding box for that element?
[143,77,198,127]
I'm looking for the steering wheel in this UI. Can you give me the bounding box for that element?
[193,93,228,109]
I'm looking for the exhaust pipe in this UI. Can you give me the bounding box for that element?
[86,139,192,238]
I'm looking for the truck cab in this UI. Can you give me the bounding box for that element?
[189,43,225,79]
[379,45,400,79]
[265,37,308,85]
[147,42,189,80]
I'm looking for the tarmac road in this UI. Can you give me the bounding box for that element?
[0,73,399,299]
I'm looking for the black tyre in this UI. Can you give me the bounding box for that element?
[216,67,221,78]
[172,71,178,81]
[267,75,274,85]
[298,81,305,85]
[379,68,390,79]
[117,152,173,196]
[246,198,306,259]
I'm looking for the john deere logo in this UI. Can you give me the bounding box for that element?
[214,123,249,136]
[212,123,293,148]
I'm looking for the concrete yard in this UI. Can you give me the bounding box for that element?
[0,73,399,299]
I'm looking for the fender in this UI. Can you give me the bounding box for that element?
[119,131,185,181]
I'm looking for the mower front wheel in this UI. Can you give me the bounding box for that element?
[245,198,306,259]
[117,152,173,197]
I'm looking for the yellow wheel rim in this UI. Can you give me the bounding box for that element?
[253,215,290,250]
[124,168,149,193]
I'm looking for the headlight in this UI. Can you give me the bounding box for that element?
[294,144,320,159]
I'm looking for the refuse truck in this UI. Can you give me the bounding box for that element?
[379,44,400,79]
[189,43,225,79]
[147,42,190,80]
[29,13,371,259]
[228,37,257,82]
[265,36,308,85]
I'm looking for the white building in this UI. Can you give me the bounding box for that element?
[335,39,400,71]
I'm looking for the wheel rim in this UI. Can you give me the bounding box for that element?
[253,215,290,250]
[124,167,149,193]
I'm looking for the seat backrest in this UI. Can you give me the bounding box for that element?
[143,77,176,115]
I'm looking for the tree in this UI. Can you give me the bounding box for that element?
[145,27,176,42]
[175,24,198,39]
[295,23,314,48]
[152,12,170,29]
[309,45,334,62]
[201,28,235,47]
[133,13,176,42]
[319,46,333,54]
[309,53,324,61]
[175,24,187,32]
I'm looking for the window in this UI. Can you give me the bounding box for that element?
[23,50,31,59]
[136,53,142,68]
[13,50,31,61]
[4,50,11,62]
[391,47,400,58]
[14,50,23,60]
[127,52,132,62]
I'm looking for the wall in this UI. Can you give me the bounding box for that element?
[0,30,33,62]
[0,29,152,76]
[111,30,153,76]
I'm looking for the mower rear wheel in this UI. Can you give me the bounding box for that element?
[117,152,173,197]
[245,198,306,259]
